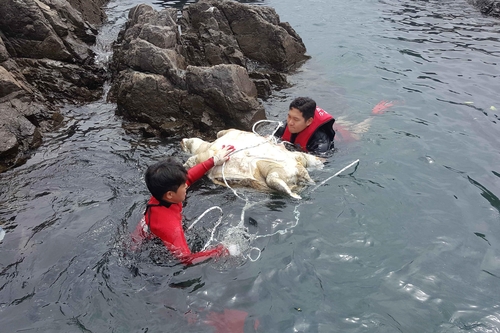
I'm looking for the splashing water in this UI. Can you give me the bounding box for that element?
[196,157,360,264]
[192,121,361,264]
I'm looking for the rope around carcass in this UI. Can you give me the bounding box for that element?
[194,120,359,261]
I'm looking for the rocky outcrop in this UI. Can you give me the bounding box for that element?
[179,0,308,72]
[0,0,108,172]
[468,0,500,17]
[109,0,309,139]
[68,0,108,26]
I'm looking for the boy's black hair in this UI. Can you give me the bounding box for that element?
[145,157,188,202]
[289,97,317,120]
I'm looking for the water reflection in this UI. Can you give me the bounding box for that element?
[468,175,500,214]
[377,0,499,117]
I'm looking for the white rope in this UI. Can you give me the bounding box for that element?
[310,159,360,192]
[186,206,225,251]
[189,120,359,263]
[254,203,301,240]
[187,206,223,231]
[202,213,224,251]
[247,247,261,262]
[251,119,282,136]
[221,161,247,201]
[219,120,284,201]
[251,119,283,145]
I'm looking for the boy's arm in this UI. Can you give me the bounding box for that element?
[174,244,228,266]
[186,158,214,185]
[151,210,228,266]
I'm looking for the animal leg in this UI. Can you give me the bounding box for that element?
[184,149,214,168]
[301,172,315,185]
[216,128,236,138]
[184,155,199,168]
[294,152,324,169]
[266,171,301,199]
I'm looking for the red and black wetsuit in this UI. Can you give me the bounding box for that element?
[276,107,335,153]
[131,158,227,265]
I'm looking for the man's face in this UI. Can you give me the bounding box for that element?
[164,183,188,203]
[287,107,313,134]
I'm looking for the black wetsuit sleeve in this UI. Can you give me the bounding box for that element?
[274,122,286,138]
[307,129,333,154]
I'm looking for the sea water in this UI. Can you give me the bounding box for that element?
[1,0,499,332]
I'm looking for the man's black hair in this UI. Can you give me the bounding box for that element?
[145,157,188,202]
[289,97,317,120]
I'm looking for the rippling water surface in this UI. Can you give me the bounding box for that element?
[1,0,500,332]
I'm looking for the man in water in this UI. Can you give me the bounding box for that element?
[131,146,235,265]
[275,97,394,153]
[274,97,335,154]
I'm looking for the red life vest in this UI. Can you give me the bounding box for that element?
[130,158,227,265]
[282,107,335,151]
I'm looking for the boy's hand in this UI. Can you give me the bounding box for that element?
[226,244,241,256]
[216,244,240,256]
[215,244,230,256]
[213,145,235,166]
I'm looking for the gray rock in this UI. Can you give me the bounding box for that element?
[0,67,47,172]
[468,0,500,17]
[1,0,89,61]
[120,39,186,75]
[0,64,24,98]
[208,0,308,71]
[112,69,186,127]
[15,58,106,102]
[0,37,9,63]
[0,97,54,166]
[179,0,309,72]
[110,0,307,139]
[68,0,107,26]
[185,64,265,130]
[0,0,108,173]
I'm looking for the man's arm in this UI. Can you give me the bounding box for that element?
[307,130,333,154]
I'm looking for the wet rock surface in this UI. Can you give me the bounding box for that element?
[1,0,311,172]
[468,0,500,17]
[109,0,309,139]
[0,0,107,172]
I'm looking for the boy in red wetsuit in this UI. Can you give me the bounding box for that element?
[131,146,234,265]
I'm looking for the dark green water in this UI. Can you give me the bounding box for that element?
[1,0,499,332]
